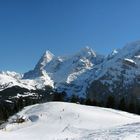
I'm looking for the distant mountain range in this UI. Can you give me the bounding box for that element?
[0,40,140,111]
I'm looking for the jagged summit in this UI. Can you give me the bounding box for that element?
[111,49,118,55]
[107,49,119,60]
[34,50,54,70]
[43,50,54,60]
[76,46,97,58]
[23,50,55,79]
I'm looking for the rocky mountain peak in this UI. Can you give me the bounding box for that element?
[34,50,54,70]
[76,46,97,58]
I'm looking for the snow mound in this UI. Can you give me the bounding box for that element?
[0,102,140,140]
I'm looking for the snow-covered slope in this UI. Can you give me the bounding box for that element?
[0,71,53,91]
[0,102,140,140]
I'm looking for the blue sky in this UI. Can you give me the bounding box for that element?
[0,0,140,72]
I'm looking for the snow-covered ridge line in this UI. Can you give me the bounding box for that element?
[0,40,140,98]
[0,46,104,93]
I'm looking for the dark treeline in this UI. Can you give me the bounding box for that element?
[0,86,66,123]
[67,94,140,115]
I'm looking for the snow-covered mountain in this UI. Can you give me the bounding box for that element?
[23,46,104,97]
[88,41,140,101]
[0,40,140,100]
[0,102,140,140]
[0,46,104,97]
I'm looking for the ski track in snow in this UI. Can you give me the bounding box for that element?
[78,122,140,140]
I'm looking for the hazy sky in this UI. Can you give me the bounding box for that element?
[0,0,140,72]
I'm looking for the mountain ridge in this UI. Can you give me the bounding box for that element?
[0,40,140,100]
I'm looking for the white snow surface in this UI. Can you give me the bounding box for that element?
[0,102,140,140]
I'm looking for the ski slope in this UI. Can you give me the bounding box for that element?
[0,102,140,140]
